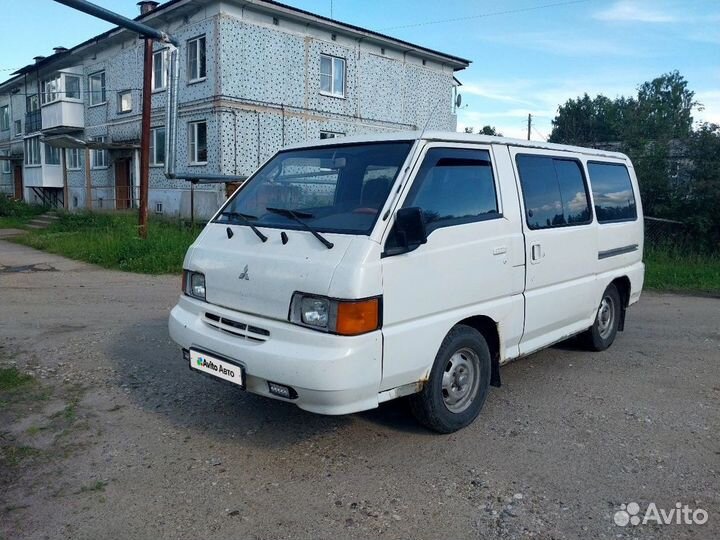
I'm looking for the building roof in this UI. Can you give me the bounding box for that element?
[282,130,631,160]
[2,0,469,89]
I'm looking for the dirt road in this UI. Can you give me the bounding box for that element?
[1,239,718,539]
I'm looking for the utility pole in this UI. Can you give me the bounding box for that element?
[527,113,532,141]
[138,1,157,239]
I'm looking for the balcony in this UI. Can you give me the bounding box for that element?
[41,100,84,132]
[25,111,41,134]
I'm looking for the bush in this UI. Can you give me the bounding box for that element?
[0,198,46,219]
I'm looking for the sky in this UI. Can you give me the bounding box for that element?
[1,0,718,140]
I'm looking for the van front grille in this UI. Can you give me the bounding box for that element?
[203,312,270,343]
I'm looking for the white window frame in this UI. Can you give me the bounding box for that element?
[150,126,165,166]
[14,119,22,138]
[118,90,132,113]
[66,148,82,170]
[41,75,61,105]
[188,121,207,165]
[1,150,10,174]
[187,35,207,83]
[64,74,82,101]
[152,50,167,92]
[24,136,41,166]
[45,144,61,165]
[91,136,108,169]
[319,54,346,98]
[0,105,9,131]
[89,71,106,106]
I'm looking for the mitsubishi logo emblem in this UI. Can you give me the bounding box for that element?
[238,265,250,281]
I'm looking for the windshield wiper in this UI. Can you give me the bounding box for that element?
[220,211,268,243]
[265,207,334,249]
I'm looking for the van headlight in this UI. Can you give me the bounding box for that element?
[300,296,330,327]
[289,293,380,336]
[183,270,206,301]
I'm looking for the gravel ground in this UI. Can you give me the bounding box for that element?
[0,239,718,540]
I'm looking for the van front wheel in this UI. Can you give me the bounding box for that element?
[583,283,621,351]
[409,325,491,433]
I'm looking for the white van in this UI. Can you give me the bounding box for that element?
[169,131,644,432]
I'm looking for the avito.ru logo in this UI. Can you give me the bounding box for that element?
[614,502,708,527]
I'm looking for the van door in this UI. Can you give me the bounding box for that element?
[510,148,598,354]
[379,143,525,391]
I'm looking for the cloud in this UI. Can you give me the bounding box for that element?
[594,1,676,23]
[460,83,536,107]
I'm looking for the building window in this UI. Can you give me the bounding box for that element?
[118,90,132,113]
[188,121,207,164]
[150,126,165,165]
[24,136,41,166]
[41,75,61,104]
[67,148,82,170]
[26,94,39,112]
[0,106,8,131]
[1,150,10,174]
[320,54,345,97]
[320,131,344,140]
[152,50,167,91]
[14,120,22,137]
[45,144,61,165]
[89,71,106,106]
[587,162,637,223]
[91,136,108,168]
[187,36,207,82]
[65,75,81,100]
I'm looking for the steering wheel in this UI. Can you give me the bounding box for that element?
[352,207,377,215]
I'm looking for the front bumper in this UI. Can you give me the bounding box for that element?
[168,295,382,415]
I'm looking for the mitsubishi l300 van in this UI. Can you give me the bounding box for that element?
[169,131,644,433]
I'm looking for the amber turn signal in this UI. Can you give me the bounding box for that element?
[336,298,380,336]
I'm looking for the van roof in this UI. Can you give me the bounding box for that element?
[283,131,630,160]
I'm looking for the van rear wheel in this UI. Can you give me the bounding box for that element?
[583,283,621,351]
[409,325,491,433]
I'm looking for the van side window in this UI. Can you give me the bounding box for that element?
[516,155,591,229]
[403,148,499,232]
[587,162,637,223]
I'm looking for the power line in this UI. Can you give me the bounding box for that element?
[381,0,592,30]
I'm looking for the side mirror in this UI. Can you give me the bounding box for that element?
[385,207,427,256]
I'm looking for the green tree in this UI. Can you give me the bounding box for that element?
[479,125,503,137]
[634,70,695,140]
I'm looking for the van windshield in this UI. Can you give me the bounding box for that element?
[215,141,413,235]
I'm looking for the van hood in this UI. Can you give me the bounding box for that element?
[185,223,355,321]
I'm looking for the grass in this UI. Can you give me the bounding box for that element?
[77,480,108,493]
[644,245,720,294]
[0,367,34,391]
[6,204,720,293]
[12,211,201,274]
[0,198,47,229]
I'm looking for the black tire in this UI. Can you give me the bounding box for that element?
[583,283,622,351]
[409,325,491,433]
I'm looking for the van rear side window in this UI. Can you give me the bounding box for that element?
[587,162,637,223]
[516,155,591,229]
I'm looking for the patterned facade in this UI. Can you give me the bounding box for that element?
[0,0,468,218]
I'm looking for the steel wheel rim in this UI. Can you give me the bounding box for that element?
[597,295,616,339]
[441,347,480,413]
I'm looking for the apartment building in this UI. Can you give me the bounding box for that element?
[0,0,469,218]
